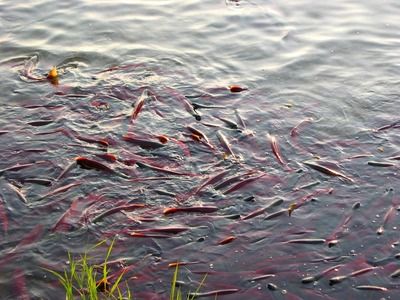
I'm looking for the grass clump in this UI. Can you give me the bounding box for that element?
[45,239,206,300]
[44,239,130,300]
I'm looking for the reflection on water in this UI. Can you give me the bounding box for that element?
[0,0,399,299]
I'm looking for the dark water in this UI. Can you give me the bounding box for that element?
[0,0,399,299]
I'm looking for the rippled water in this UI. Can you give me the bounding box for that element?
[0,0,399,299]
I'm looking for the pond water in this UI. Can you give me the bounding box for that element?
[0,0,399,299]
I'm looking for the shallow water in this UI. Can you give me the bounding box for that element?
[0,0,399,299]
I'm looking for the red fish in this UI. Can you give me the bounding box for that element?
[131,89,148,121]
[267,133,287,167]
[218,236,236,245]
[163,206,218,215]
[76,156,128,178]
[229,85,247,93]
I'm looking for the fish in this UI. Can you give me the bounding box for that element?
[216,130,236,158]
[390,268,400,278]
[0,162,42,176]
[301,264,342,283]
[264,209,287,220]
[132,226,189,234]
[136,161,194,176]
[367,161,395,167]
[92,203,146,223]
[123,134,165,149]
[376,120,400,131]
[242,198,284,220]
[303,161,354,183]
[285,238,326,244]
[130,232,172,238]
[229,85,247,93]
[176,169,231,202]
[37,182,81,200]
[76,156,129,178]
[7,182,28,204]
[329,266,376,285]
[189,288,239,298]
[215,116,239,130]
[355,285,388,291]
[267,133,287,166]
[223,173,266,195]
[218,236,236,245]
[163,206,218,215]
[27,119,54,126]
[163,87,201,120]
[290,118,314,137]
[186,125,214,149]
[131,89,148,121]
[248,274,275,282]
[377,206,396,235]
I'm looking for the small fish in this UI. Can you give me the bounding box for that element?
[217,130,236,158]
[390,268,400,278]
[136,161,194,176]
[242,199,283,220]
[367,161,395,167]
[218,236,236,245]
[290,118,313,137]
[215,116,239,130]
[248,274,275,282]
[133,226,189,234]
[264,209,287,220]
[303,161,354,183]
[177,169,231,202]
[355,285,388,291]
[27,119,54,126]
[92,204,146,223]
[329,267,376,285]
[376,120,400,132]
[163,206,218,215]
[186,125,214,148]
[7,182,28,204]
[223,173,266,195]
[130,232,172,238]
[76,156,128,178]
[0,162,41,176]
[301,264,342,284]
[131,89,148,121]
[123,134,165,149]
[285,238,326,244]
[377,206,396,235]
[189,288,239,298]
[37,182,81,200]
[267,133,287,167]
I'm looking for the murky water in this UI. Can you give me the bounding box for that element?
[0,0,399,299]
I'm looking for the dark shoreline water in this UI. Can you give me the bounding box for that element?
[0,1,399,299]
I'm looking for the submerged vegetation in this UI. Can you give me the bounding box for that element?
[44,239,206,300]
